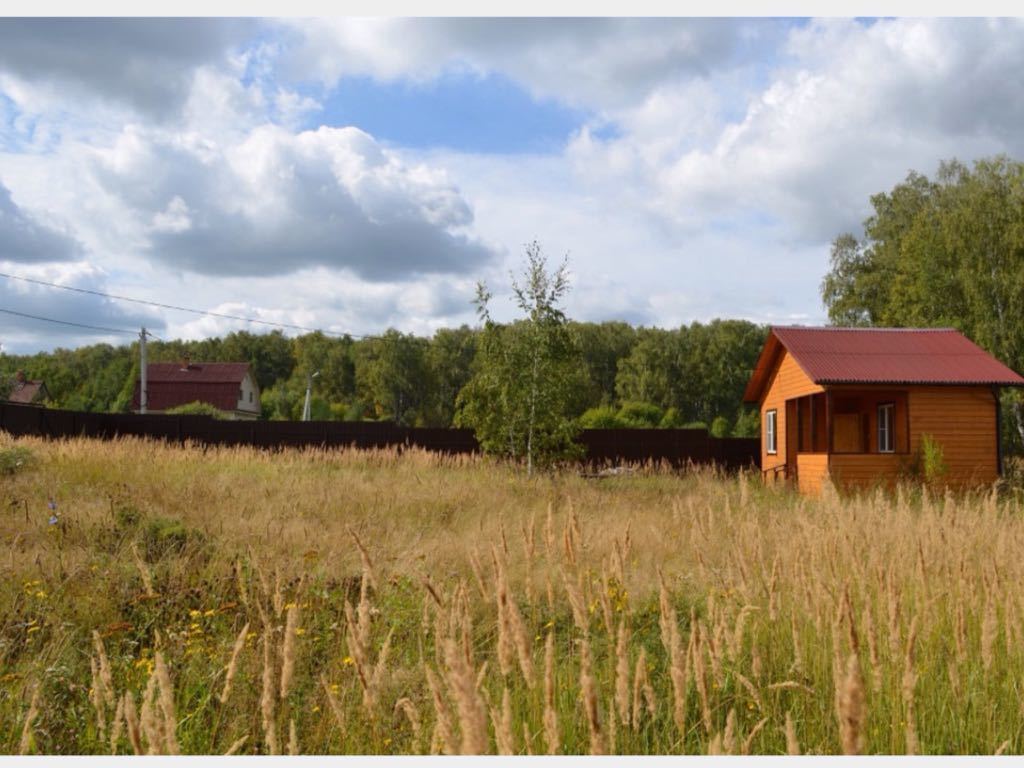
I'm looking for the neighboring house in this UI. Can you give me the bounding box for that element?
[743,327,1024,494]
[131,358,261,420]
[5,371,48,406]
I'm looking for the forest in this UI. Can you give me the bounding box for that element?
[0,319,767,437]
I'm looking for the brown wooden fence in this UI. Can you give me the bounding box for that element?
[0,402,758,471]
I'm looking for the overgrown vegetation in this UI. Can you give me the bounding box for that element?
[0,443,31,475]
[163,401,230,419]
[0,318,765,434]
[1,433,1022,755]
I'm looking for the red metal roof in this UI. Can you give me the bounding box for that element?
[143,362,251,384]
[130,363,255,412]
[744,326,1024,403]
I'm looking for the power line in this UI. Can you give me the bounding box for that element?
[0,307,138,336]
[0,270,371,339]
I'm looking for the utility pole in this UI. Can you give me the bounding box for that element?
[139,327,148,414]
[302,370,320,421]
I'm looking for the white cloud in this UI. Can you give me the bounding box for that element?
[571,18,1024,244]
[280,18,768,113]
[84,123,497,279]
[0,19,254,119]
[5,17,1024,354]
[0,182,82,263]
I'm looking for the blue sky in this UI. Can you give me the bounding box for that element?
[2,17,1024,352]
[315,72,593,154]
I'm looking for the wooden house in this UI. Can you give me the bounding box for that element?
[5,371,48,406]
[743,327,1024,494]
[131,358,261,420]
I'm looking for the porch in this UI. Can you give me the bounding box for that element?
[780,389,911,492]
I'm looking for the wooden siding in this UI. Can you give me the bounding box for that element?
[907,386,998,485]
[827,385,998,490]
[797,453,829,495]
[829,453,906,491]
[759,349,824,476]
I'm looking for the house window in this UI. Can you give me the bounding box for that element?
[765,409,777,454]
[878,403,895,453]
[239,388,243,402]
[248,391,253,403]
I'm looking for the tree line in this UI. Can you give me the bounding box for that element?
[0,312,766,437]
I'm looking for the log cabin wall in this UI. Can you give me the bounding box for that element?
[759,349,823,481]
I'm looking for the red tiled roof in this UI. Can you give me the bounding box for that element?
[744,326,1024,403]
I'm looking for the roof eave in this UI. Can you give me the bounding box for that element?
[817,379,1024,388]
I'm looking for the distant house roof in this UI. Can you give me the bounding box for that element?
[743,326,1024,403]
[7,379,46,405]
[143,362,252,384]
[131,362,256,412]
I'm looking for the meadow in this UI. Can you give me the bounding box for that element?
[1,432,1022,755]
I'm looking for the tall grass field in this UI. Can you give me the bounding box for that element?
[1,432,1022,755]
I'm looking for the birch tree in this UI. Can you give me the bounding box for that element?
[456,241,583,474]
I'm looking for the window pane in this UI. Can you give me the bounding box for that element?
[878,404,894,452]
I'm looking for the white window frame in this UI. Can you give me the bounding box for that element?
[765,409,778,455]
[878,402,895,453]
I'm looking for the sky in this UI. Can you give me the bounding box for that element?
[1,16,1024,353]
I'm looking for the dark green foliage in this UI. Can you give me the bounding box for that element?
[820,155,1024,456]
[732,407,761,438]
[2,313,764,432]
[355,330,434,426]
[614,320,767,426]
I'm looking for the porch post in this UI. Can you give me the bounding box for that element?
[994,385,1003,477]
[825,389,833,459]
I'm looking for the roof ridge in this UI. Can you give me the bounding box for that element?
[772,325,959,332]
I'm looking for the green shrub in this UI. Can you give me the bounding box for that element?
[659,407,685,428]
[732,407,761,438]
[578,406,626,429]
[142,516,205,561]
[617,401,664,428]
[0,444,32,475]
[164,401,229,419]
[907,433,948,486]
[710,415,732,438]
[920,434,948,483]
[113,501,144,529]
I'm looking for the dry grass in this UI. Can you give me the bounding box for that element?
[1,432,1023,754]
